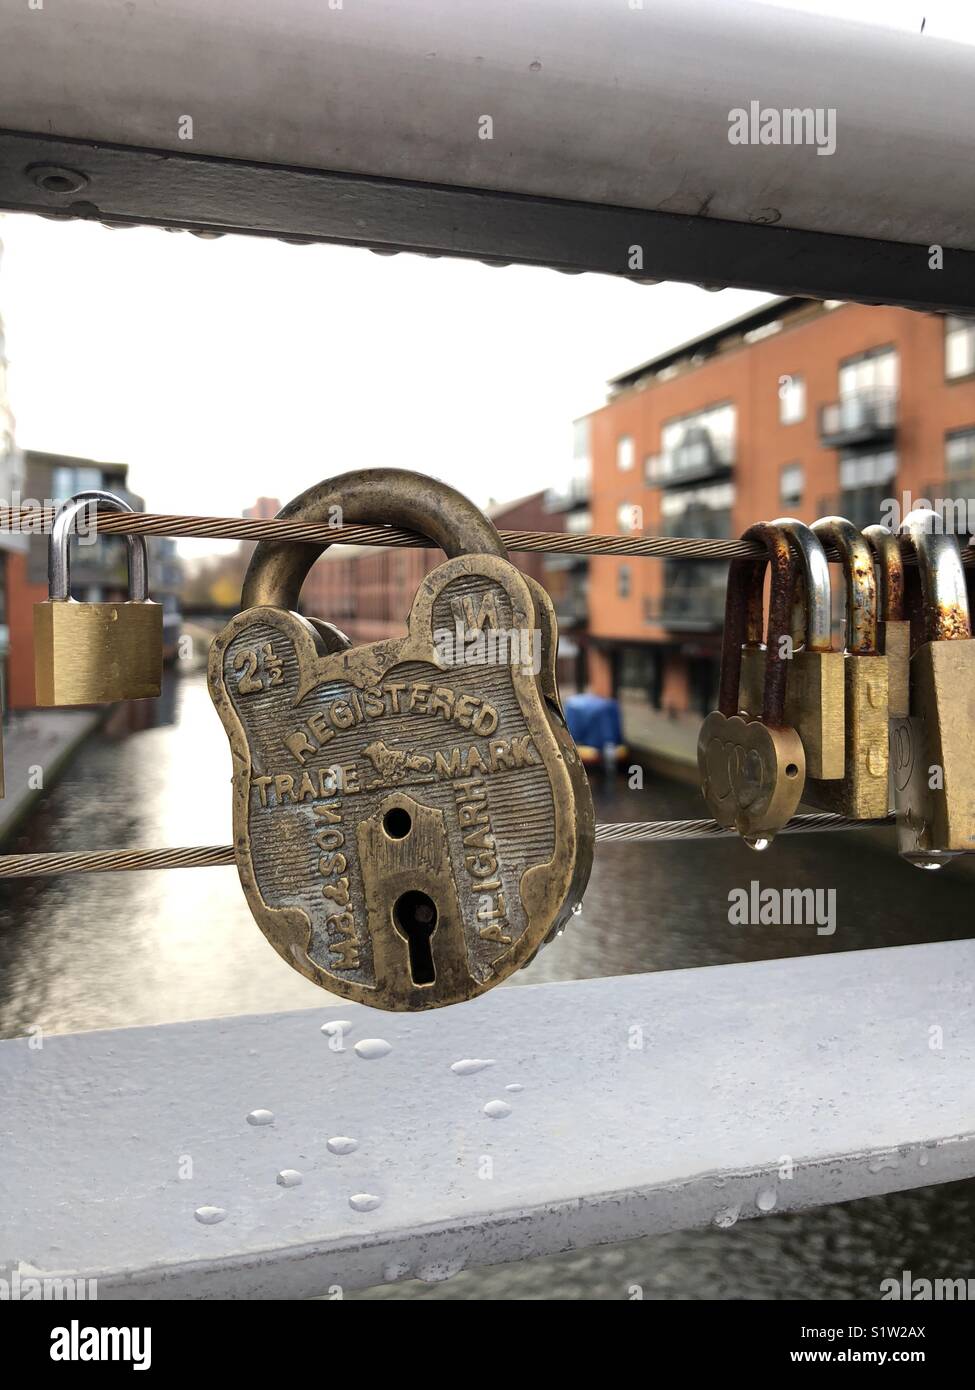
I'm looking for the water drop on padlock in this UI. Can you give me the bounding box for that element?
[743,835,771,852]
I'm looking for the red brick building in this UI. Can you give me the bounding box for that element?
[585,299,975,718]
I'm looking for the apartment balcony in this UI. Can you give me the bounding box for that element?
[643,581,727,633]
[543,552,589,574]
[648,427,734,489]
[545,474,590,513]
[818,387,897,449]
[554,591,588,627]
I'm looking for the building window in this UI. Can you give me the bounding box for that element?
[780,463,804,507]
[946,427,975,478]
[838,346,898,397]
[945,317,975,381]
[838,448,897,528]
[616,500,642,533]
[616,435,635,471]
[778,374,805,425]
[617,563,631,598]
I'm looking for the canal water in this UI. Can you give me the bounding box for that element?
[1,669,973,1299]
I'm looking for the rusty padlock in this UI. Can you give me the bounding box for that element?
[738,517,845,780]
[863,524,910,720]
[801,516,889,819]
[892,508,975,867]
[698,522,806,846]
[209,468,594,1010]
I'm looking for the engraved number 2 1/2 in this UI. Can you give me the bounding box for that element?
[234,642,284,694]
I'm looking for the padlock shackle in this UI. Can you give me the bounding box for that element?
[771,517,832,652]
[863,524,905,622]
[811,516,878,655]
[50,491,150,602]
[718,522,797,726]
[241,468,508,612]
[899,508,971,643]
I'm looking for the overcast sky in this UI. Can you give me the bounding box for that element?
[0,0,970,555]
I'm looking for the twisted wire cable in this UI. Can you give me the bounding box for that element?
[0,815,895,877]
[0,507,969,565]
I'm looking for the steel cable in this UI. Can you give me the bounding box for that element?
[0,815,895,877]
[0,507,969,564]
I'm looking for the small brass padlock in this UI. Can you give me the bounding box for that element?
[208,468,594,1011]
[892,509,975,866]
[34,491,163,706]
[800,516,889,819]
[863,524,910,719]
[738,518,844,780]
[698,522,806,846]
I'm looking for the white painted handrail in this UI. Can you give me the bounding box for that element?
[1,938,973,1299]
[0,0,973,252]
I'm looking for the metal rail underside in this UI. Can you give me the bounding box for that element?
[2,130,974,315]
[1,938,972,1299]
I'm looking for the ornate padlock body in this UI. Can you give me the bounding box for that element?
[211,545,592,1011]
[738,518,845,780]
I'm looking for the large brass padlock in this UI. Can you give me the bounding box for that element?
[208,468,594,1011]
[34,491,163,706]
[698,522,806,846]
[892,509,975,866]
[800,516,889,819]
[738,518,844,780]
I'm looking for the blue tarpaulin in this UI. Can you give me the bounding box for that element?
[564,693,623,749]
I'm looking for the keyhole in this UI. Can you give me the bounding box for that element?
[393,891,438,985]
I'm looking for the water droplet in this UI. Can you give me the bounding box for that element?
[505,1083,524,1093]
[349,1193,382,1213]
[450,1058,495,1075]
[571,902,583,916]
[327,1136,358,1155]
[194,1206,227,1225]
[713,1204,740,1229]
[417,1257,465,1283]
[868,1155,900,1174]
[355,1038,392,1060]
[321,1019,353,1037]
[744,836,770,852]
[756,1186,777,1213]
[483,1099,511,1119]
[246,1109,274,1126]
[276,1169,303,1188]
[919,1151,930,1167]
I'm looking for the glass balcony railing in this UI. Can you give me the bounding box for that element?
[819,387,897,448]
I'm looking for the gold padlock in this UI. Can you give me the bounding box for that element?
[863,524,910,719]
[800,517,889,819]
[698,522,806,847]
[892,509,975,866]
[209,467,594,1010]
[34,491,163,705]
[738,518,844,780]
